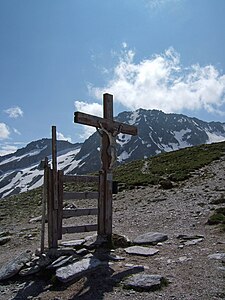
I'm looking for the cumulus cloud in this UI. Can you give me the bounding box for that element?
[90,47,225,115]
[56,131,72,143]
[0,144,17,156]
[74,101,103,117]
[74,101,103,140]
[4,106,23,118]
[0,123,10,139]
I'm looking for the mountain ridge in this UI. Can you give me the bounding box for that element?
[0,108,225,198]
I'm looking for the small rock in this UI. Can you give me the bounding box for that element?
[0,250,32,281]
[133,232,168,245]
[19,265,41,276]
[29,216,42,223]
[56,257,103,283]
[0,236,11,246]
[0,231,10,238]
[178,256,191,262]
[123,273,167,292]
[60,239,85,248]
[47,255,75,269]
[83,235,108,249]
[183,238,204,246]
[76,248,89,256]
[177,234,204,240]
[125,246,159,256]
[208,253,225,260]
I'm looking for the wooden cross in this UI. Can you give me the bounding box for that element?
[74,93,137,240]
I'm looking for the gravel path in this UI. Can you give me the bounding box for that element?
[0,157,225,299]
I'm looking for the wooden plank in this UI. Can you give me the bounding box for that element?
[98,171,105,235]
[74,112,137,136]
[103,93,113,120]
[47,168,58,248]
[62,224,98,234]
[63,208,98,218]
[52,126,58,210]
[105,170,113,236]
[63,175,99,184]
[52,126,57,171]
[41,157,48,253]
[63,191,99,200]
[57,170,64,240]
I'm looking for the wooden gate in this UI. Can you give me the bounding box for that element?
[43,126,100,249]
[45,165,99,249]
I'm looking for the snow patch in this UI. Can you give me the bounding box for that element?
[128,111,140,125]
[206,131,225,143]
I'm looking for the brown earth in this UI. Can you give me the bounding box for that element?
[0,157,225,300]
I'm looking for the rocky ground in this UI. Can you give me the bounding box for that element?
[0,157,225,300]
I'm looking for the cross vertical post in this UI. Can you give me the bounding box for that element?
[98,94,113,238]
[74,93,137,243]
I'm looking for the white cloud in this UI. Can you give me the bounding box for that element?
[0,123,10,139]
[4,106,23,118]
[74,101,103,140]
[0,144,17,156]
[13,128,21,135]
[74,101,103,117]
[90,47,225,115]
[56,131,72,143]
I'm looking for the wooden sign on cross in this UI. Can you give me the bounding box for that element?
[74,93,137,240]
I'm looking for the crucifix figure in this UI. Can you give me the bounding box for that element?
[74,93,137,241]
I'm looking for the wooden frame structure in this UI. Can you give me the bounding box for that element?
[43,93,137,249]
[44,126,100,249]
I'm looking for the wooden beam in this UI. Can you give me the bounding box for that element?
[62,224,98,234]
[74,112,137,136]
[63,175,99,183]
[57,170,64,240]
[63,208,98,218]
[63,191,99,200]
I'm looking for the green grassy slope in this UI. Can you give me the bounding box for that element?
[1,141,225,223]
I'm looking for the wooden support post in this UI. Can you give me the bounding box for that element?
[52,126,58,210]
[47,168,58,249]
[41,157,48,253]
[101,94,113,238]
[57,170,64,240]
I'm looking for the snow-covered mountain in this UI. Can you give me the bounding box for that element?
[1,109,225,198]
[0,139,82,198]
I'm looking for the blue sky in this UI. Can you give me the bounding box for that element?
[0,0,225,155]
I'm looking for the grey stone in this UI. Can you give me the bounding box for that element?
[36,254,51,267]
[208,253,225,260]
[0,231,10,238]
[133,232,168,245]
[60,239,85,248]
[177,234,204,240]
[29,215,42,223]
[123,273,167,291]
[0,250,32,281]
[48,247,77,258]
[0,236,11,245]
[56,257,103,283]
[47,255,75,269]
[125,246,159,256]
[19,265,41,276]
[183,238,203,246]
[76,248,89,256]
[83,235,108,249]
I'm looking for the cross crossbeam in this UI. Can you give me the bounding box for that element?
[74,112,137,136]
